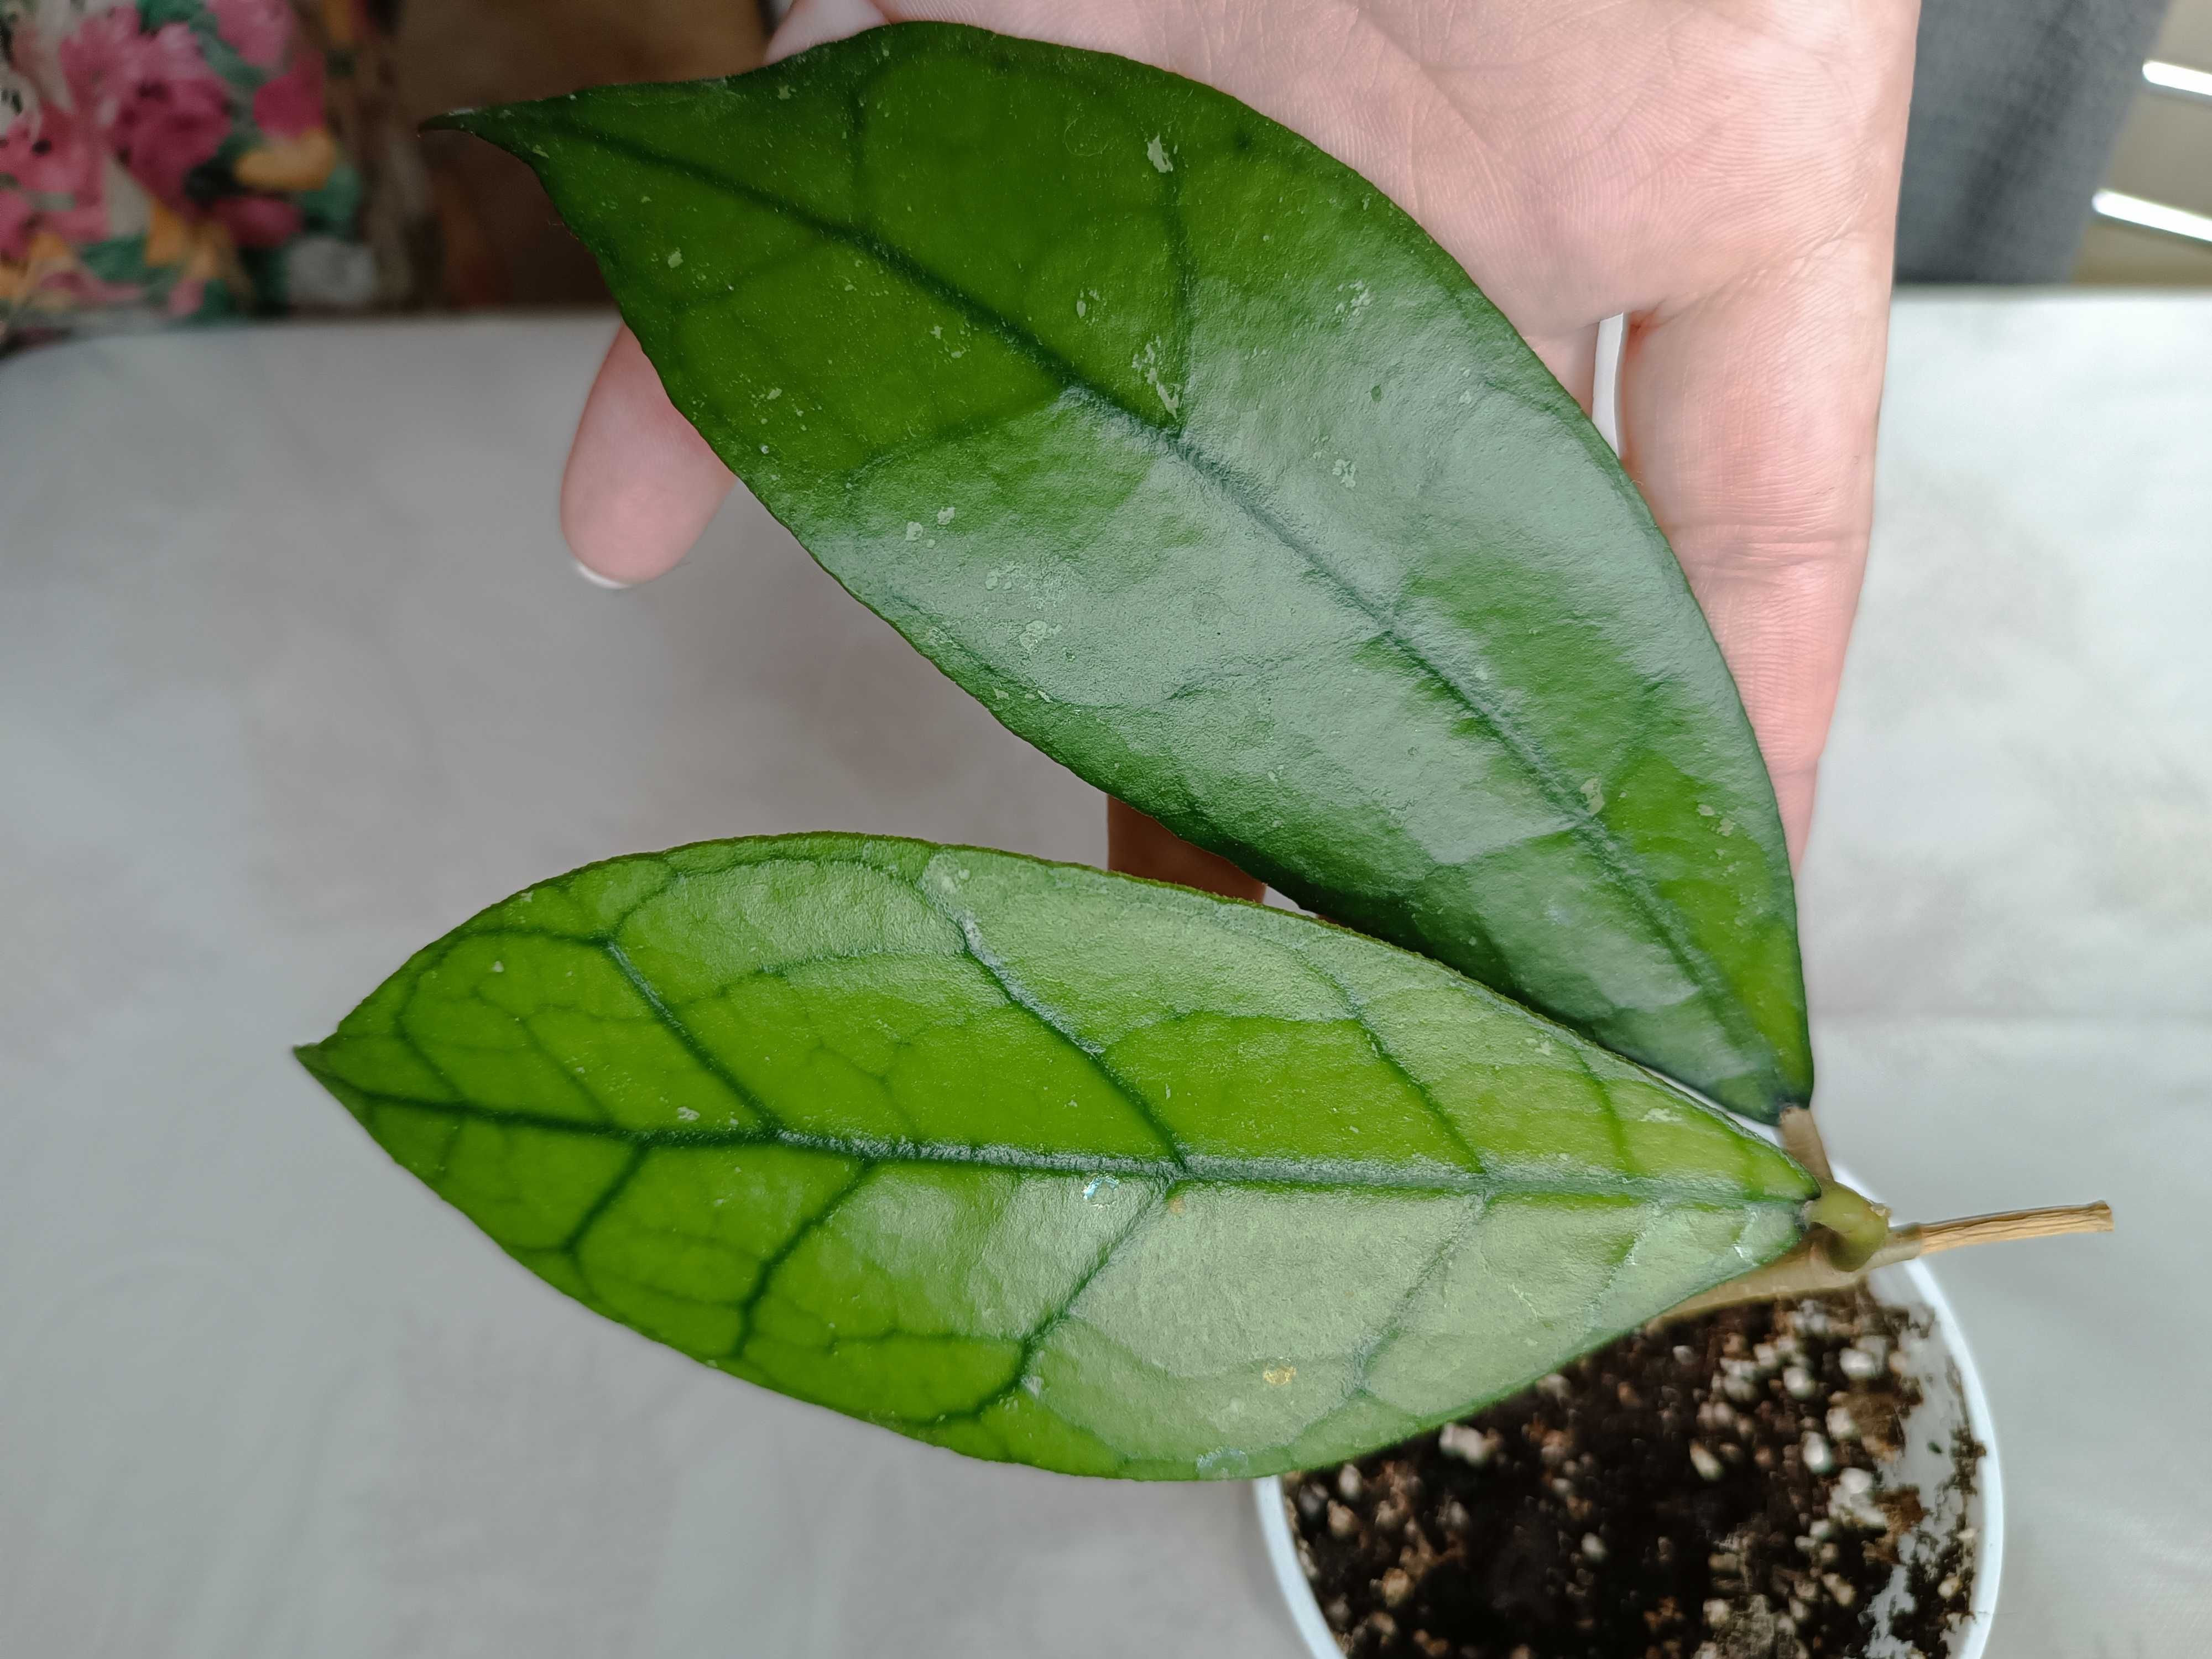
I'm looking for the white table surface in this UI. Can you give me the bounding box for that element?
[3,296,2207,1658]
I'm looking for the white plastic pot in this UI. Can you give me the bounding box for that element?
[1255,1248,2003,1659]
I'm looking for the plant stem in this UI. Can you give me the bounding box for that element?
[1899,1202,2114,1256]
[1655,1198,2113,1323]
[1777,1105,1835,1184]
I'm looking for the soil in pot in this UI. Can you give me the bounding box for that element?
[1286,1290,1982,1659]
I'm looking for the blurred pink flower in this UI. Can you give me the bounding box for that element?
[0,189,34,263]
[214,192,301,248]
[164,272,208,316]
[49,263,144,307]
[210,0,295,70]
[251,52,325,139]
[4,247,144,314]
[59,10,233,208]
[0,104,109,260]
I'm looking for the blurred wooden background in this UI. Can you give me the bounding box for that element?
[400,0,768,307]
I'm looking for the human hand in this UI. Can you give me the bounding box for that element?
[562,0,1918,879]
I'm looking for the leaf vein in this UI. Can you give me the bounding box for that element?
[906,873,1192,1171]
[598,935,786,1130]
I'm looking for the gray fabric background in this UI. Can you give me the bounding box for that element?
[1901,0,2174,279]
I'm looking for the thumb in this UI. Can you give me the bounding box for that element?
[766,0,890,63]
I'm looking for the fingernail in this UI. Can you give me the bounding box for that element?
[572,557,633,591]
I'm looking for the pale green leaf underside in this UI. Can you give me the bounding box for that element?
[300,836,1811,1478]
[440,24,1812,1119]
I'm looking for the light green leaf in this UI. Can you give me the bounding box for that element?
[435,24,1811,1119]
[300,836,1812,1478]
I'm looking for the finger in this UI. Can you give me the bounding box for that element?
[1107,799,1266,902]
[1619,238,1892,863]
[766,0,889,63]
[561,326,734,585]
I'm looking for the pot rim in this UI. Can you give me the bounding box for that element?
[1251,1188,2005,1659]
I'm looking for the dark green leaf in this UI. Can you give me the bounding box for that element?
[436,25,1811,1119]
[300,836,1812,1478]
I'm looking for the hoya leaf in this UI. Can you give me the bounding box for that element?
[436,25,1811,1119]
[299,836,1812,1479]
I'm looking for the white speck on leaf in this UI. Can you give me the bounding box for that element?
[489,961,503,973]
[1131,338,1181,416]
[906,521,923,541]
[1333,457,1357,489]
[676,1107,699,1123]
[1019,619,1060,653]
[1580,778,1606,814]
[666,249,682,268]
[1146,135,1173,173]
[936,505,956,525]
[764,387,781,400]
[778,83,792,100]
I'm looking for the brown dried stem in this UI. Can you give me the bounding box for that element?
[1655,1197,2114,1324]
[1901,1202,2114,1256]
[1777,1105,1835,1185]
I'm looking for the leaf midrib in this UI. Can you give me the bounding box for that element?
[527,107,1766,1080]
[320,1076,1788,1208]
